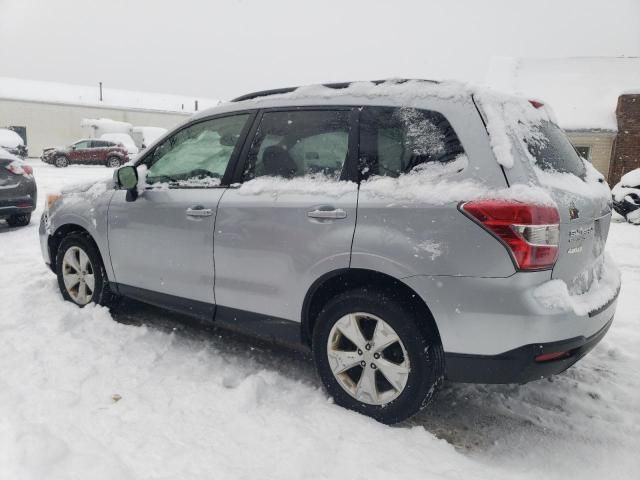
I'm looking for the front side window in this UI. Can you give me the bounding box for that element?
[74,140,91,150]
[145,114,250,186]
[242,110,351,181]
[359,106,465,179]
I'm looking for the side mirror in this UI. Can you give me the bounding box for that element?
[114,165,139,201]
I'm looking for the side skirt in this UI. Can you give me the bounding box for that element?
[112,283,308,352]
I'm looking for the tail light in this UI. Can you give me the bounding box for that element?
[5,162,33,176]
[460,200,560,270]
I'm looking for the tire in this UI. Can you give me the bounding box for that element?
[107,156,122,168]
[55,232,116,307]
[312,288,444,424]
[6,213,31,227]
[55,155,69,168]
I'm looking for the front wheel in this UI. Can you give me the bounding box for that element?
[107,156,122,168]
[312,288,444,424]
[55,155,69,168]
[56,232,115,307]
[6,213,31,227]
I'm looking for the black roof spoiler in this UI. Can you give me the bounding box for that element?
[231,78,439,102]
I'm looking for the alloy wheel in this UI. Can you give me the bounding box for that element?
[327,312,411,405]
[61,246,95,305]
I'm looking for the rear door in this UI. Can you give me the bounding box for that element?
[90,140,110,164]
[213,108,358,322]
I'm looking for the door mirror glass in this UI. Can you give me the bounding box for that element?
[115,165,138,190]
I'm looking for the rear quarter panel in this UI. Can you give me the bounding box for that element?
[351,96,516,279]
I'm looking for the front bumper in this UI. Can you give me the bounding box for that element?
[445,315,614,383]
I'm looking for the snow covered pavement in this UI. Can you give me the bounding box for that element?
[1,162,639,479]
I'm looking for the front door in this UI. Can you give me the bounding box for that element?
[214,108,358,323]
[107,113,253,315]
[70,140,91,164]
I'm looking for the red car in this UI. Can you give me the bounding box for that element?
[41,139,129,168]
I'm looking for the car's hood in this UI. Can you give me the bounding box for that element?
[61,179,114,196]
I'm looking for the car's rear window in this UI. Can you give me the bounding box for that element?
[525,120,586,179]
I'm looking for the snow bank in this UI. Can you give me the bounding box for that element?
[0,128,24,148]
[533,253,621,316]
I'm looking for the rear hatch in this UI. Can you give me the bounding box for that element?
[511,119,612,294]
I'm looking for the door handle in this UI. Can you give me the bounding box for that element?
[307,207,347,220]
[186,206,213,217]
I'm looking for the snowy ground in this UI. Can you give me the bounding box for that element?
[1,161,639,480]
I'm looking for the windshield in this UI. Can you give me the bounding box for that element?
[525,121,586,179]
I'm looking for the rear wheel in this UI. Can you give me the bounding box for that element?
[55,155,69,168]
[312,288,444,424]
[107,156,122,168]
[56,232,115,307]
[6,213,31,227]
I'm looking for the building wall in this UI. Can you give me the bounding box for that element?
[0,98,192,157]
[566,131,615,179]
[610,94,640,185]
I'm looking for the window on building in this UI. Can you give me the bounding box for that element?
[574,145,592,161]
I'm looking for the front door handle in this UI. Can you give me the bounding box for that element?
[186,206,213,217]
[307,207,347,220]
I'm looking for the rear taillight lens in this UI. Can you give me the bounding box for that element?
[5,162,32,176]
[461,200,560,271]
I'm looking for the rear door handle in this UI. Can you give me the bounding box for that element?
[186,206,213,217]
[307,207,347,220]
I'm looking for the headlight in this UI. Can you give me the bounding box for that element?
[46,193,61,208]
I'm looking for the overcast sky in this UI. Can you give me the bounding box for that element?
[1,0,639,101]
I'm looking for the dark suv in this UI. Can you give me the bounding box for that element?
[41,139,129,168]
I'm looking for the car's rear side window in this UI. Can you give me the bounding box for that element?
[524,120,586,179]
[359,106,464,179]
[242,110,351,181]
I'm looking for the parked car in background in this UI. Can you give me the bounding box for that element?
[39,80,620,424]
[100,133,139,155]
[41,139,129,168]
[0,147,37,227]
[0,128,28,159]
[612,168,640,224]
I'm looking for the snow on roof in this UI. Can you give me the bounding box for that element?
[0,76,219,114]
[485,57,640,132]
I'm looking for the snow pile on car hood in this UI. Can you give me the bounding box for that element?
[612,168,640,202]
[533,253,621,316]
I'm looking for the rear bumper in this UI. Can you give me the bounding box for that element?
[445,314,613,383]
[0,191,36,218]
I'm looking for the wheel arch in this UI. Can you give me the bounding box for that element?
[49,224,99,272]
[301,268,442,348]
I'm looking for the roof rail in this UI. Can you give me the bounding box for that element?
[231,78,439,102]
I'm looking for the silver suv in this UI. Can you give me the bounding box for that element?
[40,80,620,423]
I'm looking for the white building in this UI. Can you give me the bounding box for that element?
[0,77,218,157]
